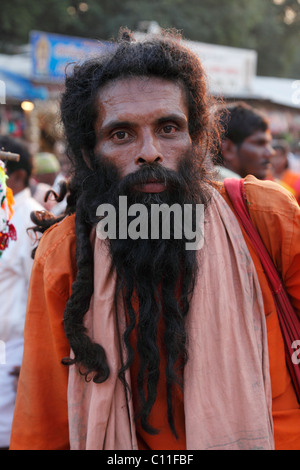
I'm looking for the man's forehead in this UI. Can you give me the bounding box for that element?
[97,76,187,109]
[98,75,186,93]
[94,76,189,130]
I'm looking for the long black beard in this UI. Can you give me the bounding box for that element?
[96,156,211,437]
[63,150,212,438]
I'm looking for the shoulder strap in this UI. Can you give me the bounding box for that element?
[224,177,300,402]
[224,178,282,293]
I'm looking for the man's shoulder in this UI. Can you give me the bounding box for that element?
[34,213,76,264]
[215,174,299,214]
[243,175,299,215]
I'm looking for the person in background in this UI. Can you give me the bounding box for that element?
[51,142,72,216]
[0,135,42,450]
[288,143,300,173]
[53,140,72,181]
[30,152,61,212]
[214,101,275,181]
[271,139,300,204]
[33,151,60,187]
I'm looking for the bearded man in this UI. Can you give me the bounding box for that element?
[10,30,300,451]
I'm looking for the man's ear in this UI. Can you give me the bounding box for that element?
[221,138,238,163]
[221,138,242,174]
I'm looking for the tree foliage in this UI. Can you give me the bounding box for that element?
[0,0,299,78]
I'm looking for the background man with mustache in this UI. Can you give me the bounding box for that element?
[10,29,300,451]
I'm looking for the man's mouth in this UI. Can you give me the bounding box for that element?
[134,180,167,193]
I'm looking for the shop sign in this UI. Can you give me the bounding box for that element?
[30,30,112,82]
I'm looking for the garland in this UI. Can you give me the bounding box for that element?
[0,162,17,257]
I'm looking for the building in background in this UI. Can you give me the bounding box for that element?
[0,26,299,155]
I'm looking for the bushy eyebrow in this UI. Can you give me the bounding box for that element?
[98,120,131,136]
[99,113,188,135]
[156,114,188,128]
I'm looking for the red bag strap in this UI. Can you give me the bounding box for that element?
[224,178,283,295]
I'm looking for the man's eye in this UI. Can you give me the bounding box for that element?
[162,125,176,134]
[112,131,129,140]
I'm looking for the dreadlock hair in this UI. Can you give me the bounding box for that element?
[32,28,222,437]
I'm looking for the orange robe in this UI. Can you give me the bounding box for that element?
[10,176,300,450]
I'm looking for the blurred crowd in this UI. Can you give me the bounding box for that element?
[0,135,71,449]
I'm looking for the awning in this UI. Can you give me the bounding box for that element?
[0,68,48,102]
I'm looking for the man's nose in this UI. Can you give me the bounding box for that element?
[134,133,163,166]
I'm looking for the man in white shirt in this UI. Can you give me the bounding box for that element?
[0,136,42,449]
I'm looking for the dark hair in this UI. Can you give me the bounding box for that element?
[217,101,269,146]
[33,29,221,437]
[0,135,33,186]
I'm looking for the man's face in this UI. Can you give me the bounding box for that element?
[235,130,275,180]
[271,148,288,176]
[93,77,192,193]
